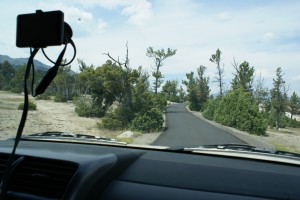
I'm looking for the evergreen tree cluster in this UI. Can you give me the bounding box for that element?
[185,49,300,135]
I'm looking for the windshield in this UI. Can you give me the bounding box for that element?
[0,0,300,155]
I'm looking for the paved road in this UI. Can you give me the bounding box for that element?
[153,103,245,147]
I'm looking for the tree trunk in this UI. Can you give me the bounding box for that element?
[154,79,158,94]
[275,111,279,131]
[217,63,223,96]
[219,79,222,96]
[124,86,132,109]
[154,61,161,95]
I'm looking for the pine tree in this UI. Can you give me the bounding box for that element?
[289,92,300,120]
[210,49,224,96]
[270,67,287,130]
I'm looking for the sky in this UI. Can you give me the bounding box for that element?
[0,0,300,95]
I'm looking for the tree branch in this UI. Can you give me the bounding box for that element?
[103,52,124,67]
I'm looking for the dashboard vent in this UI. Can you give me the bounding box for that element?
[0,153,78,199]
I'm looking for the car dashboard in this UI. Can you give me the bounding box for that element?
[0,138,300,200]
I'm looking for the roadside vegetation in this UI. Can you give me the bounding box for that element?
[0,45,176,133]
[1,46,299,138]
[183,49,300,136]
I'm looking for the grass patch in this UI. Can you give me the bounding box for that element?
[0,101,17,110]
[286,128,300,134]
[98,130,123,140]
[0,105,16,110]
[273,143,300,154]
[133,131,142,137]
[0,97,23,102]
[116,137,134,144]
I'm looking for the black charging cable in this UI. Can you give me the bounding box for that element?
[0,48,39,199]
[0,26,76,200]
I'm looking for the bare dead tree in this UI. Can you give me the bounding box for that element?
[103,42,132,109]
[210,48,224,96]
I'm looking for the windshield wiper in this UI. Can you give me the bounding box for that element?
[183,143,300,159]
[21,132,127,145]
[184,144,262,151]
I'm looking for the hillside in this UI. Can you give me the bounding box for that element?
[0,54,50,71]
[0,54,76,75]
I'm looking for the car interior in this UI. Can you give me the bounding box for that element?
[1,3,300,200]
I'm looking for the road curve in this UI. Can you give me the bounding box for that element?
[153,103,245,147]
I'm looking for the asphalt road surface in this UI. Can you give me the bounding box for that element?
[153,103,245,147]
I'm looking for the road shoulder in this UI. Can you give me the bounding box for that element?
[187,107,275,149]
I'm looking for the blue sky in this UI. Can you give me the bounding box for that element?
[0,0,300,94]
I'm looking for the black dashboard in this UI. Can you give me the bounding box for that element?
[0,139,300,200]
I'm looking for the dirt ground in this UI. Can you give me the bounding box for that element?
[0,90,123,140]
[265,128,300,152]
[0,90,161,145]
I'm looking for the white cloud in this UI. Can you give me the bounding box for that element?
[81,0,124,9]
[121,0,152,25]
[263,32,275,41]
[292,75,300,81]
[255,68,273,78]
[217,12,232,22]
[79,0,152,25]
[67,8,93,23]
[97,18,107,32]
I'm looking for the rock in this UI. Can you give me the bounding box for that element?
[117,131,134,139]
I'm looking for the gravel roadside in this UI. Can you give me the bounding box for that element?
[188,110,274,149]
[187,107,300,153]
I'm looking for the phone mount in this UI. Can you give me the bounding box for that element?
[16,10,72,48]
[16,10,76,96]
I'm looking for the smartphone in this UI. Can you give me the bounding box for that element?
[16,10,64,48]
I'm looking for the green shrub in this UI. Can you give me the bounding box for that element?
[132,92,152,114]
[251,116,268,135]
[75,104,104,118]
[113,106,134,127]
[35,93,51,100]
[235,93,267,135]
[287,118,300,128]
[151,93,167,112]
[169,95,180,103]
[131,108,164,132]
[214,91,238,127]
[203,96,221,120]
[11,87,22,93]
[3,85,11,91]
[75,96,104,117]
[98,117,123,130]
[54,93,67,102]
[98,106,134,130]
[267,111,287,128]
[18,100,37,110]
[71,92,80,100]
[213,89,267,135]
